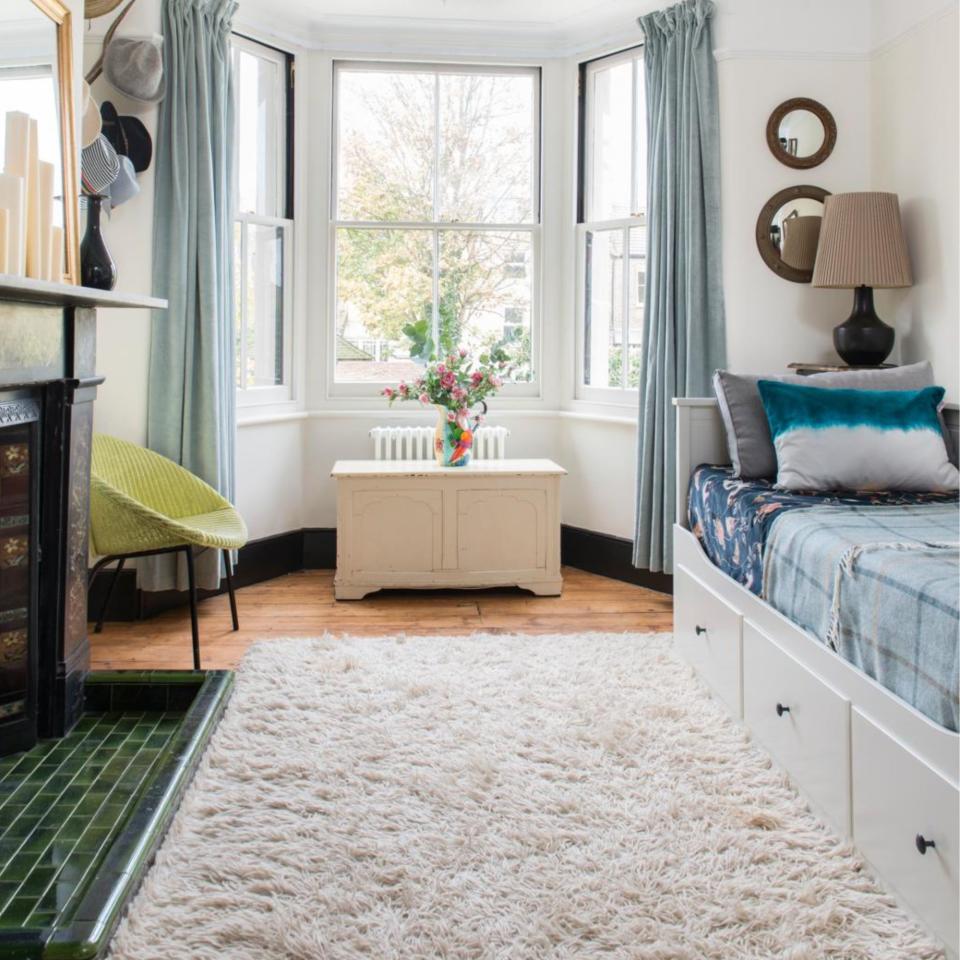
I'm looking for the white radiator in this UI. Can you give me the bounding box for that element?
[369,425,509,460]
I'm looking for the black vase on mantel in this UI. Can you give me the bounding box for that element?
[80,195,117,290]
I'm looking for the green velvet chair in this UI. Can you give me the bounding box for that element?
[88,434,248,668]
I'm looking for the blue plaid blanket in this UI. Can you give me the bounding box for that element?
[763,503,960,731]
[687,466,956,595]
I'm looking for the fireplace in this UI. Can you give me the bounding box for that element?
[0,277,233,959]
[0,289,100,760]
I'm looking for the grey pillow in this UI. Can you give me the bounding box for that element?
[713,362,937,478]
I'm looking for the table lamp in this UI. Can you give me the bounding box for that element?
[811,192,912,366]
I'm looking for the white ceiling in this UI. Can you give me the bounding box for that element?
[232,0,941,59]
[234,0,650,54]
[258,0,613,21]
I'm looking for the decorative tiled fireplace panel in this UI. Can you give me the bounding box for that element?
[0,400,39,756]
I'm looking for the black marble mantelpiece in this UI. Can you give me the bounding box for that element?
[0,278,166,752]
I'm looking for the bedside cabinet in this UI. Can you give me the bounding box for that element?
[331,459,566,600]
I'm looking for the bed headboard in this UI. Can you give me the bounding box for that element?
[673,399,960,530]
[674,398,728,528]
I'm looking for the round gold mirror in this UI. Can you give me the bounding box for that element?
[755,185,830,283]
[766,98,836,169]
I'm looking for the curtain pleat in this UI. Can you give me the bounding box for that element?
[141,0,237,591]
[633,0,726,573]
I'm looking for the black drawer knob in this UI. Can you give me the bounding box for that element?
[695,625,707,636]
[915,834,936,855]
[776,703,790,717]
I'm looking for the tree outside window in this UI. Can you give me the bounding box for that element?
[333,63,540,386]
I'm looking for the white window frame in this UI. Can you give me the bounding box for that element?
[328,59,542,399]
[576,45,646,406]
[232,33,294,408]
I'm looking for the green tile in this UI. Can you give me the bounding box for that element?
[17,869,55,898]
[0,895,38,928]
[0,670,233,959]
[73,828,111,856]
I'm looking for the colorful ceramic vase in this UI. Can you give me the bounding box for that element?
[434,407,474,467]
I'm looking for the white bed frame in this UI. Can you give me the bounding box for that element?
[673,398,959,957]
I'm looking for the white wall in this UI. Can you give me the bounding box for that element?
[84,0,160,445]
[870,2,959,401]
[716,55,871,373]
[69,0,959,547]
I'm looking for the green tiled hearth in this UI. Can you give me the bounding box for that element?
[0,671,233,959]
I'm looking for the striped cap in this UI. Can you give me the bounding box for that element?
[81,135,121,197]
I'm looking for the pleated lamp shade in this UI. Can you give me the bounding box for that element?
[812,192,912,288]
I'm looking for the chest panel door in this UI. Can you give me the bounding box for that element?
[348,488,443,574]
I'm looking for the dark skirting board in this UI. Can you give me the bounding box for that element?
[88,525,673,624]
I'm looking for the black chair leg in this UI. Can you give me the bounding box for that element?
[223,549,239,631]
[95,556,126,634]
[184,546,201,670]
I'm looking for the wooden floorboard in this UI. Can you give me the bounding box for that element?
[88,567,674,671]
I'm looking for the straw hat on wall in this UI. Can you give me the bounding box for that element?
[85,0,127,18]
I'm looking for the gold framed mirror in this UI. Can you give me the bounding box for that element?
[0,0,79,284]
[755,185,831,283]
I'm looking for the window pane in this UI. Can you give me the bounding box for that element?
[336,70,435,222]
[439,231,533,381]
[335,228,433,382]
[235,49,283,217]
[626,226,646,388]
[438,72,535,224]
[633,64,647,217]
[583,228,624,388]
[588,60,632,222]
[233,221,243,387]
[238,224,284,388]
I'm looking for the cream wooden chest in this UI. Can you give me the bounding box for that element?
[331,459,566,600]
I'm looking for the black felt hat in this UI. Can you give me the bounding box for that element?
[100,101,152,174]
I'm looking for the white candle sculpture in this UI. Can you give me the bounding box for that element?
[0,173,24,276]
[25,119,41,280]
[0,208,8,275]
[38,161,54,281]
[49,225,63,283]
[3,112,31,278]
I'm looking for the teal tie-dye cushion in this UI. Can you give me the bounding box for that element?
[757,381,959,492]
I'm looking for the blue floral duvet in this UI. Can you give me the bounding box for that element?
[687,466,958,595]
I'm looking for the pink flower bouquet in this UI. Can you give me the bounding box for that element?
[382,348,510,466]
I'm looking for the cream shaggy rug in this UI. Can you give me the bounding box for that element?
[107,633,942,960]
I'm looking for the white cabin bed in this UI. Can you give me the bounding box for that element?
[672,397,959,957]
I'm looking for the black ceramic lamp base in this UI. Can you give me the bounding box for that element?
[833,285,895,366]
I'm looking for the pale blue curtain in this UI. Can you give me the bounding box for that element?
[633,0,726,573]
[143,0,237,590]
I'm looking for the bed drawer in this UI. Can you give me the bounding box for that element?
[852,709,959,953]
[743,622,851,834]
[674,564,742,716]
